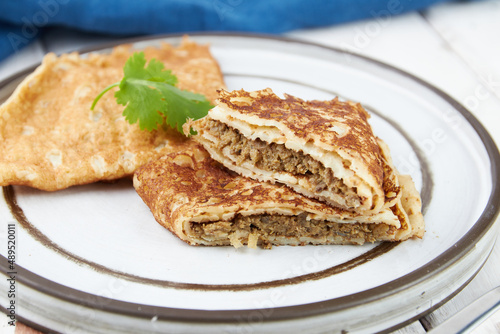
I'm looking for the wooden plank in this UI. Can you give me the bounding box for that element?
[395,321,427,334]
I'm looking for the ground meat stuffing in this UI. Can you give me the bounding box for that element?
[190,213,393,248]
[206,119,358,199]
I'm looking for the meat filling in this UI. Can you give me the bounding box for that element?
[206,119,359,203]
[190,213,394,248]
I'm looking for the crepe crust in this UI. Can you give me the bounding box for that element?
[187,88,396,213]
[133,146,424,248]
[0,37,225,191]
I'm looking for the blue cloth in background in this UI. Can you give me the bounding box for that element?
[0,0,466,61]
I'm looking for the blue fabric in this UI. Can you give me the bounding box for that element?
[0,0,468,61]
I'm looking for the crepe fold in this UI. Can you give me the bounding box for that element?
[134,145,424,248]
[186,88,403,214]
[0,37,225,191]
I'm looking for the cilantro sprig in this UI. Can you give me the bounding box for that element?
[91,52,213,134]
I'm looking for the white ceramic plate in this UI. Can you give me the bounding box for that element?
[1,34,499,334]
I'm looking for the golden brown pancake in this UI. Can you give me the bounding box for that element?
[133,145,424,248]
[0,37,225,191]
[187,88,401,214]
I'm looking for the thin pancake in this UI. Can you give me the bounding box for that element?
[0,37,225,191]
[133,146,424,248]
[187,88,399,214]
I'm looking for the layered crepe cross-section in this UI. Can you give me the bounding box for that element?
[0,38,225,191]
[187,88,401,214]
[134,146,424,248]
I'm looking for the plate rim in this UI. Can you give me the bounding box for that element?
[1,32,500,325]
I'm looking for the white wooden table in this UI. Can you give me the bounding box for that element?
[1,1,499,333]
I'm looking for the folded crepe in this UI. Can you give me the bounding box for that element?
[133,145,424,248]
[186,88,401,214]
[0,37,225,191]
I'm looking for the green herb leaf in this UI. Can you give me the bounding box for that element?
[91,52,213,134]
